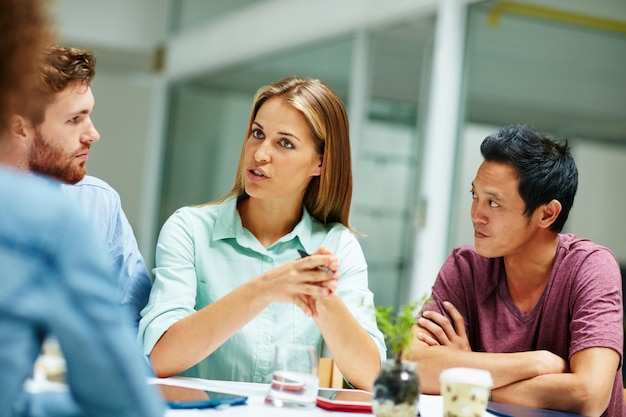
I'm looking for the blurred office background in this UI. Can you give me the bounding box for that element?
[50,0,626,308]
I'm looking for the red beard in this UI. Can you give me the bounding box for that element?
[28,130,87,184]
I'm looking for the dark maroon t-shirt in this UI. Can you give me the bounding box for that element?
[425,234,624,416]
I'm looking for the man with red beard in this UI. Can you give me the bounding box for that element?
[6,45,151,327]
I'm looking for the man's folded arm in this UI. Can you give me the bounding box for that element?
[408,324,567,394]
[491,347,618,417]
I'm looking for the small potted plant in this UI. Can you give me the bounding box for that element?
[372,294,430,417]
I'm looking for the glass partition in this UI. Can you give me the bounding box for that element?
[351,18,435,307]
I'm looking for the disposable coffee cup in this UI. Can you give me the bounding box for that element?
[439,367,493,417]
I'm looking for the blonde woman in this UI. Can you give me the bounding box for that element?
[140,77,385,390]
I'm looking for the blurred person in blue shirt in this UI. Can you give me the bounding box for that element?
[0,0,165,416]
[6,45,151,326]
[0,168,166,417]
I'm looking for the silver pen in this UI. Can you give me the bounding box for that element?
[297,249,334,276]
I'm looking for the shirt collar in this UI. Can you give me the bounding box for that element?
[212,195,317,251]
[212,196,240,241]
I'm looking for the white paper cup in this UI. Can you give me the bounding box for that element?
[439,367,493,417]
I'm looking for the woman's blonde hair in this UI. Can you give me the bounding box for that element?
[217,76,353,228]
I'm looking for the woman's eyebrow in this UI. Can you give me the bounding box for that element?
[253,121,301,142]
[277,131,299,141]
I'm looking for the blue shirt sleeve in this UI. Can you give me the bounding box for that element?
[62,176,152,327]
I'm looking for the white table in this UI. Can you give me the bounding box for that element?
[153,376,457,417]
[27,376,581,417]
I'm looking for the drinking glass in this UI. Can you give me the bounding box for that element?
[264,344,319,408]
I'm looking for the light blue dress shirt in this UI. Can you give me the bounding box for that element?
[0,167,165,417]
[61,175,152,326]
[139,196,386,384]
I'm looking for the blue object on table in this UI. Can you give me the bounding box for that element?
[488,402,586,417]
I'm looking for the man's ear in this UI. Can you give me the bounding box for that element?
[539,199,562,229]
[10,114,34,141]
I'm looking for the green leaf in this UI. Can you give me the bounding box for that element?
[374,293,431,362]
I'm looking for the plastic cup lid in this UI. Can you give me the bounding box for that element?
[439,367,493,387]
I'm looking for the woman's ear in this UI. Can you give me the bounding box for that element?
[539,199,562,229]
[311,157,322,176]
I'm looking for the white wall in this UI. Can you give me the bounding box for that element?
[164,0,451,81]
[50,0,169,52]
[569,141,626,263]
[450,124,496,248]
[87,72,163,267]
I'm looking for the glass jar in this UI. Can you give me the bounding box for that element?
[372,359,419,417]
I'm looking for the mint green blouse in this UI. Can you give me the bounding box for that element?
[139,196,386,384]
